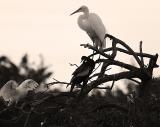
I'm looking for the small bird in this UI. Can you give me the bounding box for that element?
[70,5,106,49]
[0,79,39,106]
[68,56,95,92]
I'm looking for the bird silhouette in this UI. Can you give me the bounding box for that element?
[0,79,39,106]
[69,56,95,92]
[70,5,106,49]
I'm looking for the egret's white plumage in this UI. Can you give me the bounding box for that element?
[0,80,18,104]
[0,79,39,106]
[71,5,106,49]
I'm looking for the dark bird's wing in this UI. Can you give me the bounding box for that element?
[71,64,90,82]
[72,62,87,76]
[75,66,90,77]
[69,65,90,92]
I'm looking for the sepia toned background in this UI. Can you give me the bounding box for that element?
[0,0,159,86]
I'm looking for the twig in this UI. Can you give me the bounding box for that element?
[80,43,114,59]
[128,78,141,85]
[110,40,117,58]
[89,73,99,79]
[24,107,34,127]
[139,41,144,67]
[45,81,71,87]
[97,61,110,79]
[89,68,112,80]
[110,79,115,90]
[105,67,112,72]
[52,77,60,82]
[31,96,51,107]
[92,61,101,73]
[69,63,78,67]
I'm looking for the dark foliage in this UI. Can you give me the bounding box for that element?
[1,79,160,127]
[0,54,52,87]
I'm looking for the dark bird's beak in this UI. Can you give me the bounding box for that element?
[70,8,81,16]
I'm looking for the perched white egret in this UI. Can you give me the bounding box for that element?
[70,5,106,49]
[0,79,39,106]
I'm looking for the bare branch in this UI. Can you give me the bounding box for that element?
[89,73,99,79]
[46,81,71,87]
[97,62,110,79]
[110,40,117,58]
[139,41,144,67]
[92,62,101,73]
[128,78,141,85]
[105,34,143,68]
[89,47,154,59]
[80,43,114,59]
[89,68,112,80]
[52,77,60,82]
[96,59,139,71]
[69,63,78,67]
[79,70,144,98]
[148,54,159,71]
[110,79,115,90]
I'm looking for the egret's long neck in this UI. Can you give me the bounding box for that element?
[83,8,89,18]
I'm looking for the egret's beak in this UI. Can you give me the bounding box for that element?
[70,8,81,16]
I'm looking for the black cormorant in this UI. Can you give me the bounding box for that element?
[69,56,95,92]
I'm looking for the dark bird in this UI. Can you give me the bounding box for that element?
[68,56,95,92]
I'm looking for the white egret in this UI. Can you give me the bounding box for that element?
[0,79,39,106]
[70,5,106,49]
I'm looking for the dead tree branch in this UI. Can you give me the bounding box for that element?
[77,34,158,98]
[139,41,144,67]
[96,59,139,71]
[105,34,143,68]
[89,47,154,59]
[80,43,114,59]
[79,70,141,98]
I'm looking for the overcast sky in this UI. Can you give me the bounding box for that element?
[0,0,159,85]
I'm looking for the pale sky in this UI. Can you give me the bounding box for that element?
[0,0,159,86]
